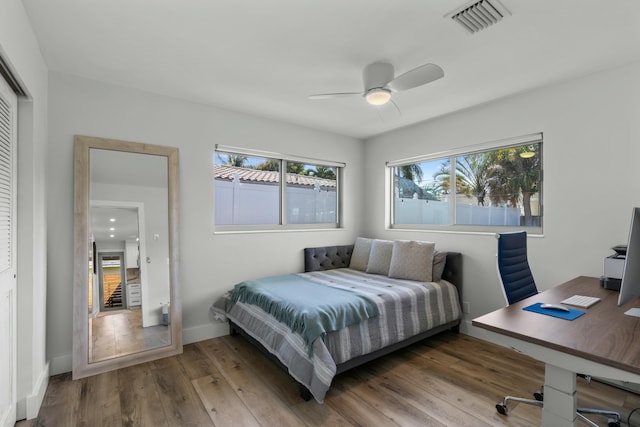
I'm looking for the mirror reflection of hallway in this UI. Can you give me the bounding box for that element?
[88,201,171,363]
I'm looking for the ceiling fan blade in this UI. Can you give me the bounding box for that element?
[387,63,444,92]
[308,92,362,100]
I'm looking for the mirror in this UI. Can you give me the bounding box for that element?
[73,135,182,378]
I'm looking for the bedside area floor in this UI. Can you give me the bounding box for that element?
[16,331,640,426]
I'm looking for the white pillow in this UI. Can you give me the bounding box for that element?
[365,239,394,275]
[432,250,447,281]
[349,237,373,271]
[388,240,435,282]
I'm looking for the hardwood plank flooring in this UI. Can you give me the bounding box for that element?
[90,309,170,362]
[17,332,640,426]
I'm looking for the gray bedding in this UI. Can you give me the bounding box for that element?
[213,267,462,402]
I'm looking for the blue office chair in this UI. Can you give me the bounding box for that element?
[496,231,538,305]
[495,231,621,427]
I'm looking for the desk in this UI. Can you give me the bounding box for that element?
[473,276,640,427]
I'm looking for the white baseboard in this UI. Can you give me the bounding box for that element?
[26,362,49,419]
[183,322,228,345]
[459,318,472,335]
[49,353,72,376]
[16,362,50,420]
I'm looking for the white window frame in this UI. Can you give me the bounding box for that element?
[213,144,345,233]
[387,133,543,234]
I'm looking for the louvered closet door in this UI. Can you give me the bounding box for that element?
[0,73,17,427]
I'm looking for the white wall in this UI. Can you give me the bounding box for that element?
[0,0,49,420]
[363,60,640,338]
[46,71,365,374]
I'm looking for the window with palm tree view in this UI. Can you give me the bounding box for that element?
[392,137,541,230]
[214,150,340,228]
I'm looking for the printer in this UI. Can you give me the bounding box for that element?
[600,245,626,291]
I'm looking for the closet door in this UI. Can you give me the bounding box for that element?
[0,72,17,427]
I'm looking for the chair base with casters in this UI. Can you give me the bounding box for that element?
[495,394,621,427]
[495,394,542,415]
[495,231,622,427]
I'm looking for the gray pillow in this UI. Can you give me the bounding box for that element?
[432,250,447,281]
[388,240,435,282]
[365,239,394,275]
[349,237,373,271]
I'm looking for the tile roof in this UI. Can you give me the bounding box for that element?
[214,165,337,188]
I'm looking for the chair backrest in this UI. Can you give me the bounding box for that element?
[496,231,538,305]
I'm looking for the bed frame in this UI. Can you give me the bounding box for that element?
[229,244,463,401]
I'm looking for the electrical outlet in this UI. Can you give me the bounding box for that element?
[462,301,471,314]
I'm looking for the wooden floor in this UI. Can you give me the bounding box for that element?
[17,332,640,426]
[90,309,170,362]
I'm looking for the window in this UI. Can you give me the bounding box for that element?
[214,145,342,231]
[389,133,542,232]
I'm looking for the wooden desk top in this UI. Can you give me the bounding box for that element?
[473,276,640,375]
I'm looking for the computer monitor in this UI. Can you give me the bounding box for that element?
[618,207,640,307]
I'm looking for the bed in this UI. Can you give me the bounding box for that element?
[211,238,463,403]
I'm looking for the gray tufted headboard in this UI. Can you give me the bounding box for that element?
[304,245,354,271]
[303,245,463,296]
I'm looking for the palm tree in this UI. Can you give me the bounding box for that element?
[487,145,540,225]
[397,164,424,183]
[432,160,452,197]
[308,166,336,180]
[456,153,493,206]
[256,159,280,171]
[286,161,307,175]
[391,164,424,199]
[430,146,540,225]
[217,154,248,167]
[433,155,494,206]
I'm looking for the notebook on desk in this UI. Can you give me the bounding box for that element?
[561,295,601,308]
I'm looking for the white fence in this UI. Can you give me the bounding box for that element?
[215,180,337,225]
[394,198,521,226]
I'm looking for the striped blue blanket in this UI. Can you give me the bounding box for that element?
[230,274,379,355]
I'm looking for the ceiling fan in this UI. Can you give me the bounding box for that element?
[309,61,444,106]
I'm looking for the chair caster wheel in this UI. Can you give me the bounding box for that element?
[607,421,620,427]
[496,403,508,415]
[533,391,543,401]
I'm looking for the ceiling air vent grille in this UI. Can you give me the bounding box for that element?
[446,0,511,34]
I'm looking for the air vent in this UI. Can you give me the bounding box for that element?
[445,0,511,34]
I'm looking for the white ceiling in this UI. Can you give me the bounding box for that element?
[21,0,640,139]
[91,206,139,243]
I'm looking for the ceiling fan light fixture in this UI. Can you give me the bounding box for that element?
[365,88,391,106]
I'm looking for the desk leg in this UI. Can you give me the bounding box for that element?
[541,364,578,427]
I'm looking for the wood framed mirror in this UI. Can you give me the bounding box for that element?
[73,135,182,379]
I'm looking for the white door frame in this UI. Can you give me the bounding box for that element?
[0,66,18,427]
